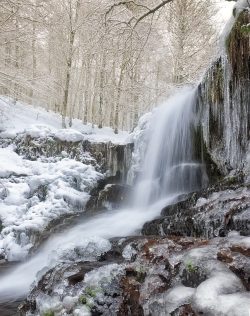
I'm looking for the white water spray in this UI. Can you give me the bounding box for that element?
[0,87,205,301]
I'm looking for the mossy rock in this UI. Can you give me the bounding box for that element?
[226,10,250,85]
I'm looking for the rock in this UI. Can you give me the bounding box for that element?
[13,135,133,182]
[21,234,250,315]
[86,182,131,212]
[217,243,250,291]
[170,304,197,316]
[180,266,207,288]
[142,182,250,239]
[197,10,250,175]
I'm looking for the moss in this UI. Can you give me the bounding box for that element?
[85,286,101,298]
[42,311,54,316]
[185,261,198,273]
[79,294,94,309]
[135,266,147,283]
[241,23,250,35]
[79,295,87,304]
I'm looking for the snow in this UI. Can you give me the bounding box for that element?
[0,145,102,261]
[216,1,235,34]
[0,96,132,261]
[0,147,30,177]
[193,272,245,312]
[219,0,250,53]
[0,96,129,144]
[235,0,250,11]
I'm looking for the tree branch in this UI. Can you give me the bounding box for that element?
[106,1,150,17]
[133,0,173,28]
[105,0,173,26]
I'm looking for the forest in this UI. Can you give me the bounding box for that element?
[0,0,227,131]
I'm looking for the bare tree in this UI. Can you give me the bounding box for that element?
[0,0,219,132]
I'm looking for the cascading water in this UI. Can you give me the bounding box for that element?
[133,87,205,207]
[0,87,206,302]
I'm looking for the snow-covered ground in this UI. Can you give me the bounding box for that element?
[0,145,103,261]
[0,96,129,144]
[0,97,130,261]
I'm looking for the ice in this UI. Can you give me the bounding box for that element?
[217,293,250,316]
[36,293,63,315]
[233,236,250,248]
[0,236,112,301]
[219,0,249,53]
[122,244,137,261]
[84,263,123,286]
[193,271,248,316]
[147,286,195,316]
[164,286,195,307]
[235,0,250,11]
[0,146,102,261]
[73,306,91,316]
[127,112,152,184]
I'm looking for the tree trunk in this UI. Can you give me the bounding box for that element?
[61,0,80,128]
[98,50,106,129]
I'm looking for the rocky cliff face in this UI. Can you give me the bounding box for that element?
[197,9,250,176]
[2,134,133,183]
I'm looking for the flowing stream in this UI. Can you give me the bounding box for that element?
[0,87,206,303]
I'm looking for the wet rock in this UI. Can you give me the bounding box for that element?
[21,236,208,315]
[86,181,131,212]
[197,10,250,175]
[170,304,197,316]
[180,266,207,288]
[217,242,250,291]
[21,234,250,315]
[142,184,250,239]
[118,271,144,316]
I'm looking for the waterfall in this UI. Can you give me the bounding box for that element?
[0,87,206,302]
[133,87,205,207]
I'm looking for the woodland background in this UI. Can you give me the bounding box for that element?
[0,0,231,132]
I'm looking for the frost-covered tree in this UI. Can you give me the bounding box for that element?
[165,0,217,85]
[0,0,221,131]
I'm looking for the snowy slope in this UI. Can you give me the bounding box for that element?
[0,96,129,144]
